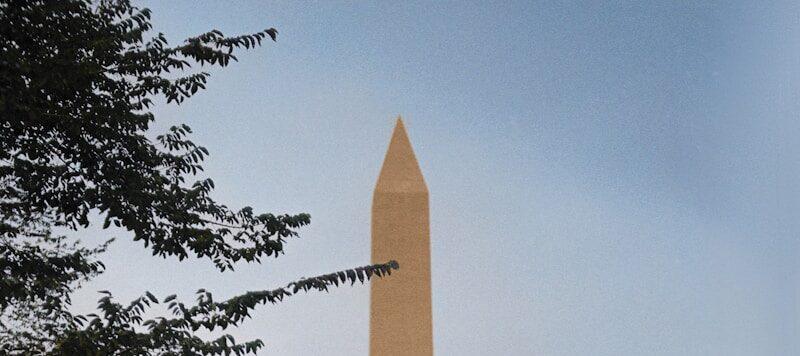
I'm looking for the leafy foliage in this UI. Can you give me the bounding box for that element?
[0,0,398,354]
[1,231,110,353]
[52,261,399,355]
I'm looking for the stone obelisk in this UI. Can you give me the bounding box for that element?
[370,117,432,356]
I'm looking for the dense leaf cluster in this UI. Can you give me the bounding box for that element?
[0,0,398,354]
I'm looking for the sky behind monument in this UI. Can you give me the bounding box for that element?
[72,1,798,354]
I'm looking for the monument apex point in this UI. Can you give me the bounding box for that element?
[374,116,428,193]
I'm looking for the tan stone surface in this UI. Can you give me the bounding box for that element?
[370,117,433,356]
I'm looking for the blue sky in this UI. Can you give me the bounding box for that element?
[72,1,799,354]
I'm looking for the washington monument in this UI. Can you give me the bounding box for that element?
[370,117,433,355]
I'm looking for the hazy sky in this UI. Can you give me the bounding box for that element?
[72,1,799,355]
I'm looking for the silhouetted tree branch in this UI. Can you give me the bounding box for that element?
[0,0,398,353]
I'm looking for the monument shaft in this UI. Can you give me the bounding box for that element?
[370,118,432,356]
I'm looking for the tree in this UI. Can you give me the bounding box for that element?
[0,0,398,354]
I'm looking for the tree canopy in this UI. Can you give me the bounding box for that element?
[0,0,398,354]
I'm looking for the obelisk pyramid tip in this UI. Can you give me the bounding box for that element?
[375,116,427,193]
